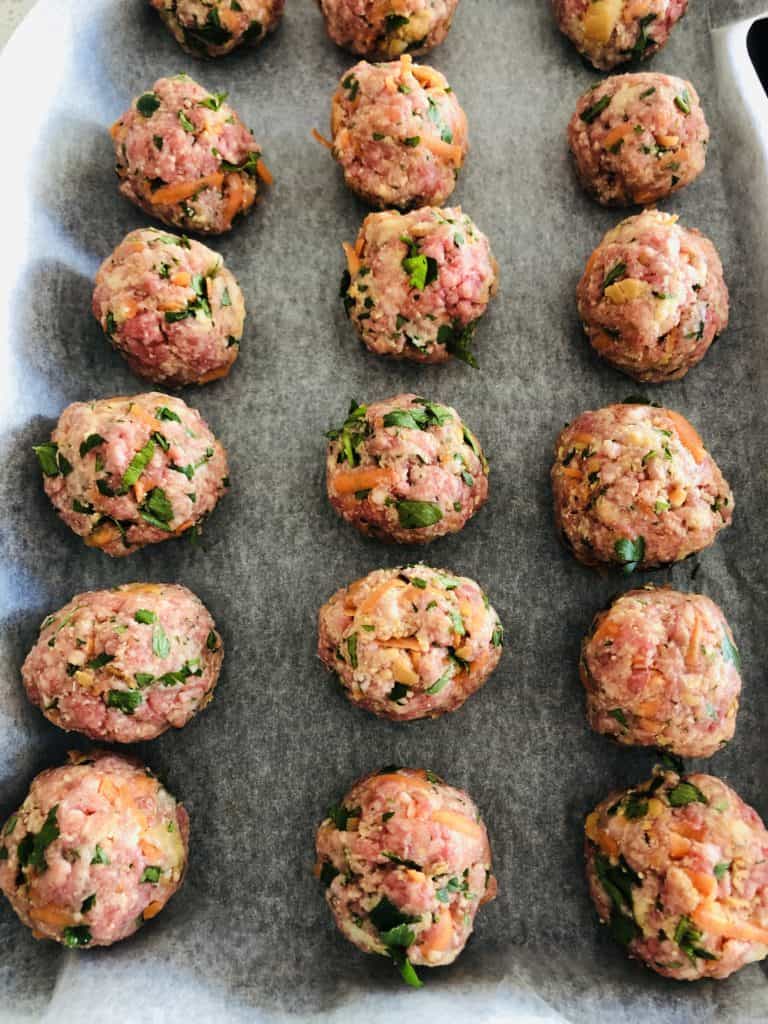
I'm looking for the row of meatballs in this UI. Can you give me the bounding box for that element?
[100,67,726,384]
[12,575,743,758]
[148,1,692,77]
[33,392,733,565]
[111,60,710,223]
[4,753,768,988]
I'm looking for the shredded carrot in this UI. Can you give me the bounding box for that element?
[686,870,718,902]
[665,410,706,463]
[312,127,334,150]
[256,158,273,186]
[422,134,463,165]
[85,523,122,550]
[222,173,244,229]
[140,839,163,861]
[332,466,395,495]
[390,651,420,687]
[358,578,407,615]
[692,905,768,945]
[128,403,164,433]
[432,809,484,840]
[418,909,453,955]
[634,698,663,718]
[29,905,73,927]
[125,240,145,255]
[602,122,635,151]
[399,53,413,77]
[197,365,232,384]
[668,832,693,859]
[561,465,582,479]
[375,770,433,793]
[173,519,195,536]
[592,618,621,646]
[142,900,165,921]
[685,612,703,669]
[411,66,447,91]
[342,241,360,277]
[132,479,149,505]
[151,173,225,206]
[109,119,122,140]
[171,271,191,288]
[383,637,423,651]
[655,133,679,149]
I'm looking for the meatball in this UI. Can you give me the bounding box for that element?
[577,210,729,382]
[149,0,284,57]
[0,750,188,948]
[22,584,223,743]
[111,75,270,234]
[551,403,733,571]
[326,394,488,543]
[585,770,768,980]
[341,206,498,365]
[553,0,688,71]
[34,392,229,557]
[329,56,468,209]
[92,228,245,386]
[568,73,708,206]
[318,0,459,59]
[580,587,741,757]
[318,565,503,720]
[315,767,496,986]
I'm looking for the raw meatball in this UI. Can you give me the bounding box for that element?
[329,56,468,209]
[318,0,459,59]
[568,72,708,206]
[326,394,488,543]
[92,228,245,386]
[580,587,741,757]
[315,767,496,986]
[22,584,223,743]
[553,0,688,71]
[551,403,733,570]
[34,392,229,557]
[577,210,729,382]
[0,750,188,948]
[318,565,503,719]
[341,206,498,365]
[585,770,768,980]
[149,0,284,57]
[111,75,270,234]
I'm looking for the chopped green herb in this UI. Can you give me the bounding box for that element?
[134,673,155,688]
[33,442,72,478]
[385,13,410,30]
[328,804,361,830]
[136,93,160,117]
[403,136,421,147]
[346,633,358,669]
[609,708,628,728]
[86,653,115,670]
[327,401,369,468]
[106,689,142,714]
[614,536,645,574]
[667,781,708,807]
[389,682,410,702]
[79,434,105,457]
[152,624,171,659]
[199,91,228,111]
[140,865,162,884]
[17,805,59,872]
[603,261,627,289]
[721,631,741,669]
[62,925,92,948]
[81,893,96,914]
[90,844,109,865]
[140,487,174,531]
[396,500,443,529]
[580,94,611,124]
[156,406,181,423]
[674,90,691,115]
[120,439,155,492]
[134,609,157,625]
[425,670,452,695]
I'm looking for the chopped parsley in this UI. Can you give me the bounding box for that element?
[136,92,160,117]
[396,500,443,529]
[106,690,142,714]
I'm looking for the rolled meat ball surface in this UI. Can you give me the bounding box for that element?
[329,56,468,209]
[568,72,708,206]
[577,210,728,382]
[318,0,459,59]
[34,392,229,557]
[0,750,188,948]
[318,565,503,719]
[326,393,488,543]
[22,583,223,743]
[149,0,284,57]
[342,206,498,365]
[553,0,688,70]
[551,403,733,571]
[111,74,270,234]
[585,770,768,980]
[93,228,245,386]
[580,587,741,757]
[315,767,496,986]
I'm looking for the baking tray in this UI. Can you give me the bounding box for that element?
[1,1,767,1021]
